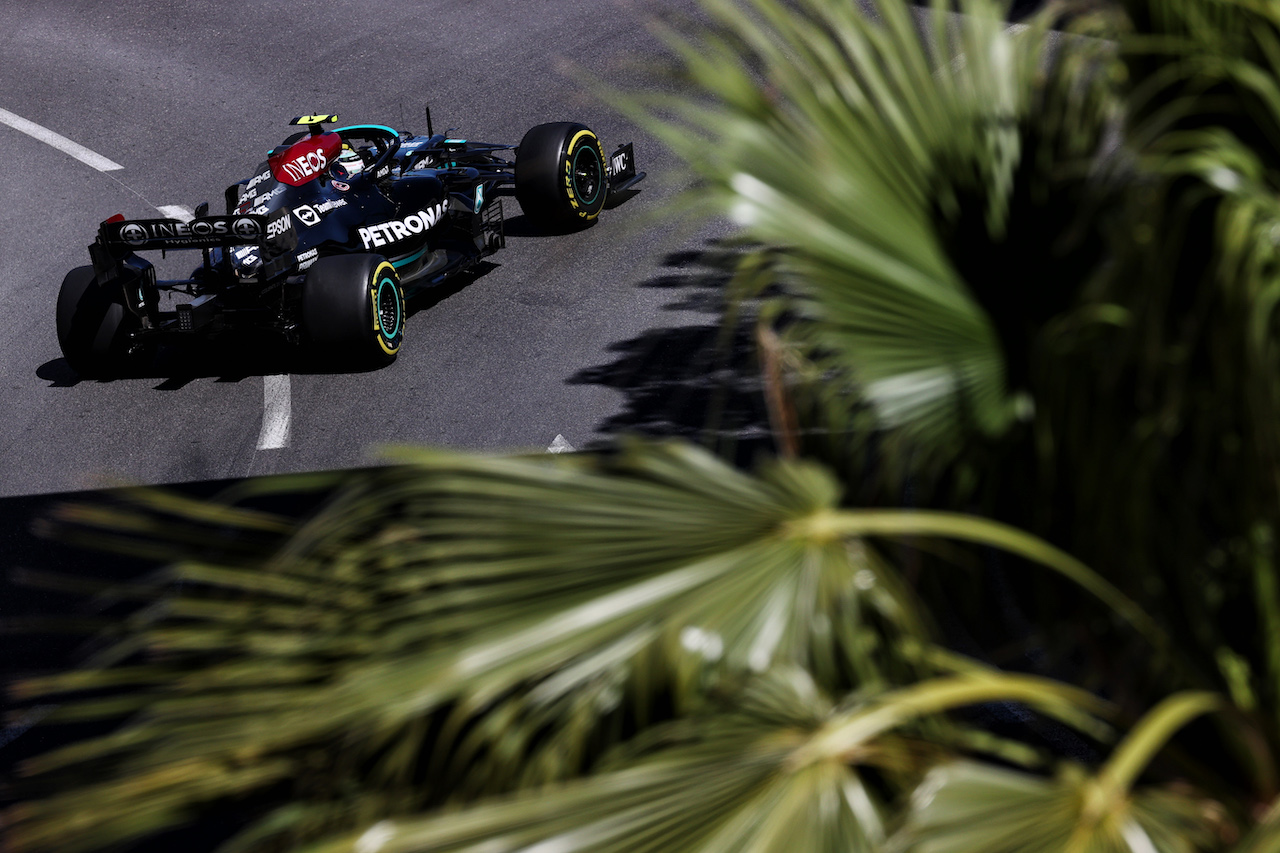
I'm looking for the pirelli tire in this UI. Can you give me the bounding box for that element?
[56,265,142,378]
[515,122,607,229]
[302,254,405,367]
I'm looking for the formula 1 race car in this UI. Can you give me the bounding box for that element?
[56,112,644,376]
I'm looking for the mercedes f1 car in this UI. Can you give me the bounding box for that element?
[56,112,644,376]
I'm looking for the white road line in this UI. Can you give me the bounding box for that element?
[257,374,291,450]
[0,107,123,172]
[547,434,575,453]
[156,204,194,221]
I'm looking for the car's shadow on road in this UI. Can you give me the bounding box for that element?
[35,262,499,388]
[37,341,315,390]
[568,241,777,466]
[501,212,595,238]
[493,192,642,239]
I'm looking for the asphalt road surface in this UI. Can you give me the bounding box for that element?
[0,0,761,499]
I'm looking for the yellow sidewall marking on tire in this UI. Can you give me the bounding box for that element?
[564,129,601,219]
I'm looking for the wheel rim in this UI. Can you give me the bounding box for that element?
[374,273,402,352]
[572,145,602,206]
[377,277,400,338]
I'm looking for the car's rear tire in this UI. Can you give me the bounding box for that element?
[56,265,140,378]
[302,254,405,367]
[515,122,607,230]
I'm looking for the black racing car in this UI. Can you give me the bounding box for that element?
[56,112,644,376]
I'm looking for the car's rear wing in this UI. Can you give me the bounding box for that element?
[89,212,298,282]
[96,214,268,252]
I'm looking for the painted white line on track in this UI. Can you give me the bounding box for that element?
[257,374,291,450]
[156,204,194,221]
[0,107,124,172]
[547,434,575,453]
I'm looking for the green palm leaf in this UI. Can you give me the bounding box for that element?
[6,443,931,851]
[634,0,1104,468]
[9,440,1155,852]
[894,692,1229,852]
[292,671,1108,853]
[892,760,1222,853]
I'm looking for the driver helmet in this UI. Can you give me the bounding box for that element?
[331,144,365,180]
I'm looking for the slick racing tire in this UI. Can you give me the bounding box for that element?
[56,265,141,378]
[515,122,607,229]
[303,254,405,367]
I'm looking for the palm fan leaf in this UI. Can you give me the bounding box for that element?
[8,439,1153,852]
[6,442,932,852]
[893,692,1230,852]
[632,0,1115,474]
[290,671,1108,853]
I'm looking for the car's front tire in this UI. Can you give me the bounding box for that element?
[302,254,405,368]
[56,265,140,378]
[515,122,607,230]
